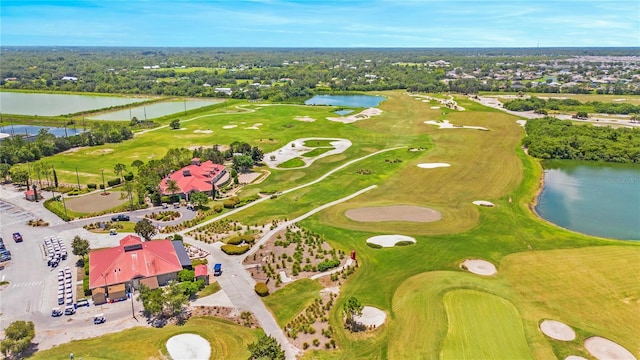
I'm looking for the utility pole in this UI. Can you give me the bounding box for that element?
[75,166,81,190]
[101,169,106,194]
[184,100,187,115]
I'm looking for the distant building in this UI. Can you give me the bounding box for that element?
[24,189,42,201]
[159,158,228,199]
[61,76,78,81]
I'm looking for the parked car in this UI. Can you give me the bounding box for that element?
[161,203,168,209]
[57,297,64,305]
[12,233,23,242]
[76,299,90,307]
[214,263,222,276]
[51,308,63,317]
[111,214,130,221]
[64,306,76,315]
[0,255,11,262]
[93,314,106,324]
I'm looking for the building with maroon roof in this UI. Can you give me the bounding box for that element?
[88,235,187,304]
[159,158,228,199]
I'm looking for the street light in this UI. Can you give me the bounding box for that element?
[101,169,106,195]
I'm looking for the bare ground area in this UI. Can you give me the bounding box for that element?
[65,191,128,213]
[345,205,442,222]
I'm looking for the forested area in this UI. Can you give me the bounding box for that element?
[504,97,640,115]
[523,118,640,163]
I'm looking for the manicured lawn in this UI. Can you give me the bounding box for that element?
[263,279,323,326]
[197,282,222,298]
[278,157,306,168]
[303,139,335,147]
[441,290,533,360]
[30,317,260,360]
[302,147,333,158]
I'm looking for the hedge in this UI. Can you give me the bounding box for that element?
[107,178,122,187]
[221,244,250,255]
[226,234,256,245]
[317,259,340,272]
[254,282,269,297]
[43,196,72,222]
[87,183,97,190]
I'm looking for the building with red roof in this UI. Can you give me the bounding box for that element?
[89,235,187,303]
[194,264,210,285]
[24,188,42,201]
[159,158,228,199]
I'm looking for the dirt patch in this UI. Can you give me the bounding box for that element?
[366,235,416,247]
[345,205,441,223]
[584,336,636,360]
[326,108,382,124]
[86,148,114,156]
[539,319,576,341]
[238,172,263,184]
[295,116,316,122]
[65,191,128,213]
[461,259,497,276]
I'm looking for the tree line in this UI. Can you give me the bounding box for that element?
[523,117,640,163]
[504,96,640,115]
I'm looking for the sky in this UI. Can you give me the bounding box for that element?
[1,0,639,48]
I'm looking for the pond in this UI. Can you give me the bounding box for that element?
[0,124,85,138]
[535,160,640,240]
[305,95,385,107]
[0,92,150,116]
[88,99,224,120]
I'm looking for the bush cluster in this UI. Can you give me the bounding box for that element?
[226,234,256,245]
[106,178,122,187]
[221,244,250,255]
[254,282,269,297]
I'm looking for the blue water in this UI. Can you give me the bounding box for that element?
[535,160,640,240]
[305,95,385,107]
[0,124,85,138]
[334,109,354,116]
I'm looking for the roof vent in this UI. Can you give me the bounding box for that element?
[124,244,143,252]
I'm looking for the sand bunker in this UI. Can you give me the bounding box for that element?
[193,129,213,134]
[516,120,527,127]
[346,205,441,223]
[461,259,497,276]
[584,337,636,360]
[473,200,495,207]
[326,107,382,124]
[540,320,576,341]
[222,125,237,129]
[166,333,211,360]
[244,123,263,130]
[417,163,450,169]
[424,120,488,131]
[430,106,441,109]
[263,138,351,169]
[366,235,416,247]
[295,115,316,122]
[353,306,386,328]
[565,356,588,360]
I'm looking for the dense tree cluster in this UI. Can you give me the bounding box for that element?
[504,97,640,115]
[523,117,640,163]
[0,123,133,165]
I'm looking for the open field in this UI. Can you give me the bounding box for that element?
[30,317,260,360]
[20,90,640,359]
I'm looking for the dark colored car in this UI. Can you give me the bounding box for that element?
[111,214,130,222]
[93,314,106,324]
[12,233,23,242]
[64,306,76,315]
[51,308,63,317]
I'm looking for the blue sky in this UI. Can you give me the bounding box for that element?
[1,0,638,47]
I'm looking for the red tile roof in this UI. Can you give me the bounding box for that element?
[194,264,208,277]
[89,235,183,289]
[159,160,226,195]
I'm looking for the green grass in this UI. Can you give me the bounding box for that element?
[303,140,335,147]
[278,157,307,168]
[197,282,222,298]
[441,290,533,360]
[302,147,333,158]
[30,316,260,360]
[263,279,323,326]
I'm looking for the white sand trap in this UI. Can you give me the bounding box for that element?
[166,333,211,360]
[326,107,382,124]
[353,306,386,328]
[565,356,588,360]
[430,106,441,109]
[540,320,576,341]
[424,120,488,131]
[516,120,527,127]
[585,337,636,360]
[417,163,450,169]
[295,115,316,122]
[346,205,441,223]
[193,129,213,134]
[245,123,263,130]
[473,200,495,207]
[222,125,237,129]
[366,235,416,247]
[263,137,351,169]
[461,259,497,276]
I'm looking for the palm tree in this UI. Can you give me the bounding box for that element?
[114,163,127,181]
[165,179,180,203]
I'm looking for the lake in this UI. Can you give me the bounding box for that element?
[0,92,150,116]
[535,160,640,240]
[305,95,385,107]
[88,99,224,120]
[0,124,85,138]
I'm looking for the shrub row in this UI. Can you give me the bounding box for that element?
[221,244,250,255]
[316,259,340,272]
[226,234,256,245]
[43,196,72,222]
[107,178,122,187]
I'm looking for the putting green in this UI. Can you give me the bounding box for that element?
[441,290,533,360]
